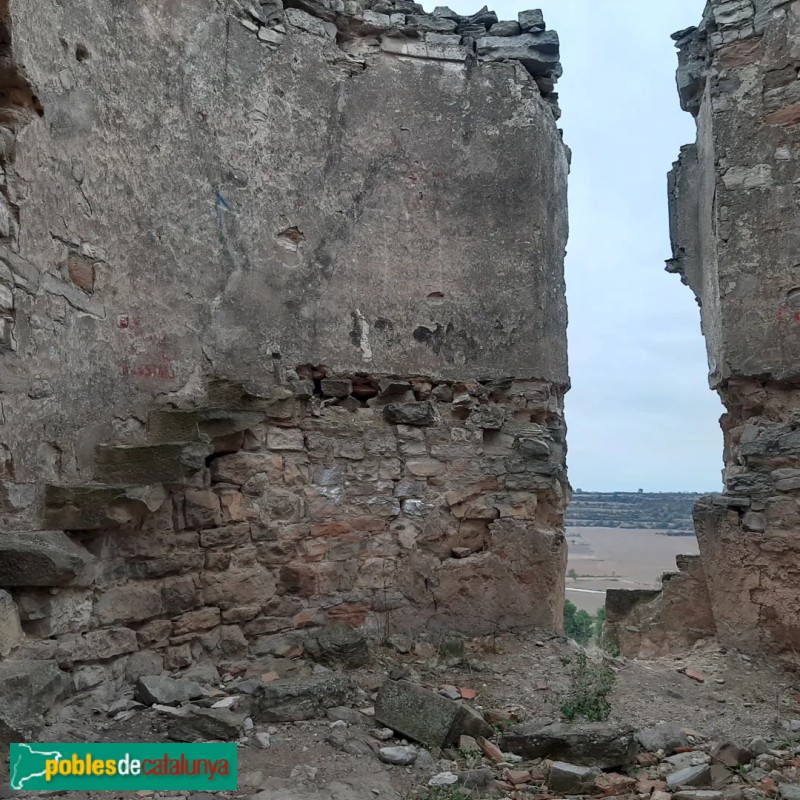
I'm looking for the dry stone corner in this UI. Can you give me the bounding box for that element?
[0,0,570,749]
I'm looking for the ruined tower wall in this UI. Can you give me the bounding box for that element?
[669,0,800,659]
[0,0,569,713]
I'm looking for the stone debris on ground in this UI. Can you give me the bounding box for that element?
[5,632,800,800]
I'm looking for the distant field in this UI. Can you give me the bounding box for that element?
[565,526,700,613]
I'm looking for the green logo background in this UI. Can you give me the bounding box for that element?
[10,742,237,791]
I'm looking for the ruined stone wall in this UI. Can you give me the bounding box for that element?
[667,0,800,661]
[0,0,569,723]
[605,554,717,659]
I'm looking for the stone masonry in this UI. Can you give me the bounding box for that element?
[665,0,800,662]
[0,0,570,730]
[604,554,717,659]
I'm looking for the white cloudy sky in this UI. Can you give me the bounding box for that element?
[448,0,725,492]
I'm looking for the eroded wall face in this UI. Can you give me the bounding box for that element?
[669,0,800,660]
[0,0,569,715]
[605,555,717,659]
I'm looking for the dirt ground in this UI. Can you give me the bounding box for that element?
[566,528,700,613]
[8,630,799,800]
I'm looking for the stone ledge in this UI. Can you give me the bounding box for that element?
[0,530,95,587]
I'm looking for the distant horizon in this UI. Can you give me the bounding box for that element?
[571,488,709,494]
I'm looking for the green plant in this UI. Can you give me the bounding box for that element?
[560,651,616,722]
[563,599,595,644]
[601,637,620,657]
[595,606,606,641]
[460,746,482,770]
[592,606,621,655]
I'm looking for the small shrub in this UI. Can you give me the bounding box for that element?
[560,651,616,722]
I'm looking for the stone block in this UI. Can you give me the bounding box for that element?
[173,606,221,636]
[160,575,199,616]
[407,14,456,32]
[375,680,491,748]
[303,622,369,668]
[94,443,190,484]
[164,644,192,670]
[56,627,139,663]
[16,588,93,636]
[94,584,163,625]
[184,489,222,529]
[489,20,521,36]
[253,487,305,522]
[253,673,357,722]
[320,377,353,398]
[258,27,285,45]
[210,452,282,486]
[721,164,773,189]
[710,741,752,768]
[0,530,95,586]
[199,523,251,548]
[384,402,435,426]
[500,721,637,768]
[548,762,601,794]
[406,458,445,477]
[470,405,505,429]
[0,589,22,656]
[201,567,276,610]
[125,650,165,682]
[382,35,469,61]
[72,663,110,691]
[44,485,159,529]
[0,660,69,744]
[199,624,248,656]
[135,675,205,706]
[457,22,487,36]
[476,31,560,76]
[379,745,417,765]
[285,7,336,37]
[636,723,689,754]
[222,604,261,623]
[65,253,95,292]
[136,619,171,648]
[168,705,247,742]
[266,427,305,451]
[518,8,545,32]
[667,765,712,790]
[147,408,264,444]
[712,0,753,27]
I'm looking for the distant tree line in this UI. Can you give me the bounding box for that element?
[565,491,702,533]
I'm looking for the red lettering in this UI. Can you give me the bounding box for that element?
[142,759,157,775]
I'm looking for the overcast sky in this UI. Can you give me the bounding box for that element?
[447,0,724,493]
